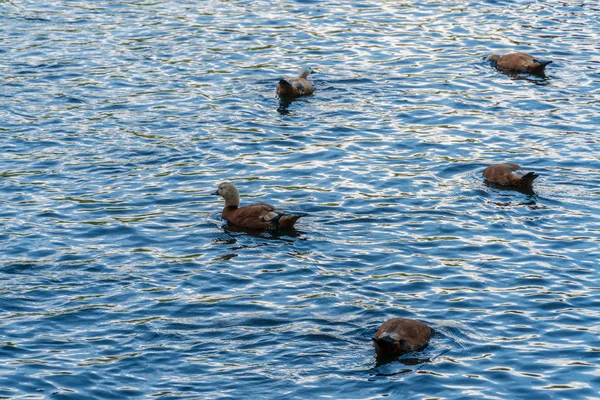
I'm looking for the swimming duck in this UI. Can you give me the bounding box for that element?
[373,318,432,357]
[488,52,552,74]
[212,182,307,230]
[276,67,315,98]
[483,163,539,188]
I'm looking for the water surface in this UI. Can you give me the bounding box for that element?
[2,0,600,399]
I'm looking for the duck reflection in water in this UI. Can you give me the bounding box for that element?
[211,224,304,262]
[222,223,305,241]
[277,97,294,115]
[373,353,432,372]
[484,181,538,197]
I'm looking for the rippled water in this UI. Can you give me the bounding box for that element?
[2,0,600,398]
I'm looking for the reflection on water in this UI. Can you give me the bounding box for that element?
[223,223,306,241]
[373,353,433,370]
[2,0,600,398]
[490,67,552,85]
[277,97,295,115]
[483,180,538,196]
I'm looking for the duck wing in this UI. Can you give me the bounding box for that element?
[225,202,306,230]
[277,77,314,97]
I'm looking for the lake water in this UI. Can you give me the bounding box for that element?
[2,0,600,398]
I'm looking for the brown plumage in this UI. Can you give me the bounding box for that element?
[483,163,539,188]
[373,318,432,357]
[276,67,315,98]
[212,182,306,230]
[488,52,552,74]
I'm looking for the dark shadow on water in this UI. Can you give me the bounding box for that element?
[504,71,550,86]
[370,369,412,378]
[484,180,537,196]
[213,253,238,261]
[223,223,305,241]
[372,339,432,376]
[276,91,315,115]
[277,97,295,115]
[370,352,432,378]
[374,354,432,369]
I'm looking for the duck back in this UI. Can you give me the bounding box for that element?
[373,318,431,356]
[483,163,539,187]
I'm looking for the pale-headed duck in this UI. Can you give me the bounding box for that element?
[213,182,306,230]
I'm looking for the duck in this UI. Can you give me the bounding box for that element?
[373,318,432,357]
[276,67,315,98]
[483,163,539,188]
[488,52,552,74]
[212,182,307,230]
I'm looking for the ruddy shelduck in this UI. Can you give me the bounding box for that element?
[488,52,552,74]
[213,182,306,230]
[373,318,432,357]
[483,163,539,188]
[276,67,315,98]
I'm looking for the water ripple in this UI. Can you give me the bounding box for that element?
[2,0,600,398]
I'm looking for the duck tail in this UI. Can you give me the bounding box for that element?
[532,59,552,73]
[276,212,307,228]
[279,79,292,88]
[277,79,295,97]
[520,171,539,187]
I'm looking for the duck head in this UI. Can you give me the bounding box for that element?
[299,66,314,78]
[212,182,240,207]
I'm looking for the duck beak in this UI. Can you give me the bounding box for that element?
[211,190,219,195]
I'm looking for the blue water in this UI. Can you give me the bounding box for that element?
[2,1,600,398]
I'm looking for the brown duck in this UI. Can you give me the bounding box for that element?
[488,52,552,74]
[373,318,432,357]
[212,182,307,230]
[483,163,539,188]
[276,67,315,98]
